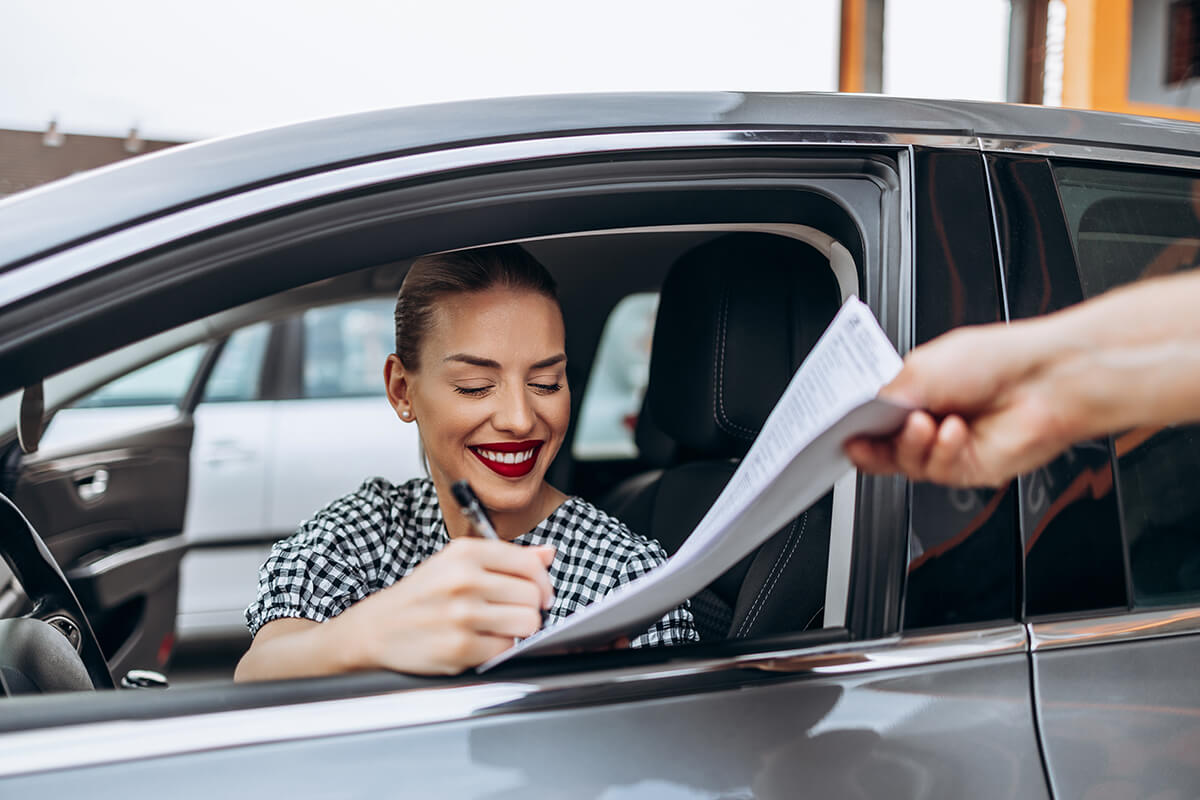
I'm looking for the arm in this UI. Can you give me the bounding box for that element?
[235,539,556,680]
[847,270,1200,487]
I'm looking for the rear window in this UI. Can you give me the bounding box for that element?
[572,292,658,460]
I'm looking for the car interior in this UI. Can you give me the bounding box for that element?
[0,152,903,721]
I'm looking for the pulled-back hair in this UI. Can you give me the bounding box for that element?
[393,244,559,370]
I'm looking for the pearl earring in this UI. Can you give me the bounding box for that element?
[401,409,412,420]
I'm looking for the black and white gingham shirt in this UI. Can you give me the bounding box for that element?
[246,477,698,649]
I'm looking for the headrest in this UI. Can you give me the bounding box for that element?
[644,233,842,459]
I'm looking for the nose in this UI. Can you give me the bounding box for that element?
[492,383,536,436]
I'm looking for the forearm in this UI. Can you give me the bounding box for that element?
[1026,270,1200,439]
[233,616,366,682]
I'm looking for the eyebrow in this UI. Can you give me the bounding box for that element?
[443,353,566,370]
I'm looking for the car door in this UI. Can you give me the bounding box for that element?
[986,149,1200,798]
[0,132,1049,798]
[9,346,203,676]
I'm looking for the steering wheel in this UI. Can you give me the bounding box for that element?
[0,493,113,694]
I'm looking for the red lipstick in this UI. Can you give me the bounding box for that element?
[469,440,543,478]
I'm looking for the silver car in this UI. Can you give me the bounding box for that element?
[0,93,1197,798]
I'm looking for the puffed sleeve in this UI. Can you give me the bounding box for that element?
[244,492,375,636]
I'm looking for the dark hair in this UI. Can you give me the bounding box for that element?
[394,244,559,370]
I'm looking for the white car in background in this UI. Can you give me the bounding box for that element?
[39,288,424,644]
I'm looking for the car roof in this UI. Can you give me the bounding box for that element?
[2,91,1199,272]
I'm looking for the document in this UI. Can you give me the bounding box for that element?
[480,297,910,671]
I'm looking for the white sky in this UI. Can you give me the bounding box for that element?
[0,0,1009,142]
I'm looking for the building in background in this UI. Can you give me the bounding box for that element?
[0,124,183,199]
[1009,0,1200,121]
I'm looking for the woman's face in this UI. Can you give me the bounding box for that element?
[388,287,569,515]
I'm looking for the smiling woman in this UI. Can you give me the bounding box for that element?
[233,245,698,680]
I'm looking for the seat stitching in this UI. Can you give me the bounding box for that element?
[744,513,807,636]
[715,292,756,440]
[736,514,806,638]
[735,515,801,638]
[735,517,798,637]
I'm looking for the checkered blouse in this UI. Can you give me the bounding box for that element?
[246,477,698,649]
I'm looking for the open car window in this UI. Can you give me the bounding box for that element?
[0,144,907,740]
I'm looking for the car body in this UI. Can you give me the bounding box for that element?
[0,92,1197,798]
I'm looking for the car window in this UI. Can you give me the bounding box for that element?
[1055,163,1200,608]
[572,292,658,460]
[301,298,394,399]
[71,344,206,409]
[201,322,271,403]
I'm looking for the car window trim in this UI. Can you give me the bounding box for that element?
[1029,605,1200,652]
[0,623,1025,779]
[981,138,1200,171]
[0,130,972,314]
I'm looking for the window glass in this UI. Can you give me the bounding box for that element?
[201,322,270,403]
[301,298,394,399]
[573,292,658,460]
[1055,163,1200,608]
[72,344,205,409]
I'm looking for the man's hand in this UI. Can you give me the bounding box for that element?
[846,323,1078,487]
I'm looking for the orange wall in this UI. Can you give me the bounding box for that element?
[1062,0,1200,122]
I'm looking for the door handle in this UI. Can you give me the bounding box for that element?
[74,468,109,502]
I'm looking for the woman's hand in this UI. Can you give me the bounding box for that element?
[332,539,556,675]
[235,539,555,681]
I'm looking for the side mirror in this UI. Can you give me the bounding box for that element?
[17,383,44,455]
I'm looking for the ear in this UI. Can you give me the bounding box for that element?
[384,354,417,422]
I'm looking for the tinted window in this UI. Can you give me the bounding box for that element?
[1055,163,1200,608]
[301,298,394,399]
[904,149,1017,630]
[73,344,205,409]
[201,322,270,403]
[573,292,658,460]
[993,155,1128,618]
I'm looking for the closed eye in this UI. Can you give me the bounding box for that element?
[454,385,493,396]
[529,382,563,394]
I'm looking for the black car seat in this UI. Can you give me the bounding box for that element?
[601,233,843,641]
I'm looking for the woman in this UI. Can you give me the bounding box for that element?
[235,245,697,680]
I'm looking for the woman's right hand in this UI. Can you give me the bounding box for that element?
[332,539,556,675]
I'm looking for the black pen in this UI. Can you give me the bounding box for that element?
[450,479,551,629]
[450,480,500,540]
